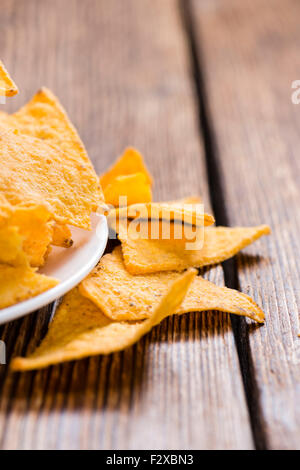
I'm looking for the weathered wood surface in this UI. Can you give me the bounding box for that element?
[191,0,300,449]
[0,0,253,449]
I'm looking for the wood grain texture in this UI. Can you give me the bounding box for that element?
[0,0,253,449]
[191,0,300,449]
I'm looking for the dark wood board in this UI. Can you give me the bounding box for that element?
[191,0,300,449]
[0,0,253,449]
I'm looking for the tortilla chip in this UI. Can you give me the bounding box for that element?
[51,223,73,248]
[100,147,153,189]
[119,224,271,274]
[0,264,58,309]
[103,172,152,207]
[11,269,196,371]
[0,128,98,229]
[9,206,52,266]
[0,195,53,266]
[109,202,214,227]
[79,247,264,323]
[0,225,27,266]
[2,87,103,209]
[0,60,18,97]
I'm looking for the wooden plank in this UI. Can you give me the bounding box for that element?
[0,0,253,449]
[191,0,300,449]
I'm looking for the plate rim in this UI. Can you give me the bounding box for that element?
[0,215,108,325]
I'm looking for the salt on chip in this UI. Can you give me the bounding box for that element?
[110,202,214,227]
[0,60,18,97]
[79,247,264,323]
[0,128,98,229]
[103,172,152,207]
[0,264,58,309]
[100,147,153,189]
[51,223,73,248]
[119,224,271,274]
[11,270,196,371]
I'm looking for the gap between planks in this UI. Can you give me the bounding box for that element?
[179,0,268,450]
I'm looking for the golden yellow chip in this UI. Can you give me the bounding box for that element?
[119,224,271,274]
[51,223,73,248]
[110,202,214,227]
[164,196,202,205]
[2,87,104,210]
[79,247,264,323]
[11,270,196,371]
[0,128,98,229]
[9,206,52,267]
[0,195,53,266]
[103,172,152,207]
[100,147,153,189]
[0,264,58,309]
[0,60,18,97]
[0,225,27,266]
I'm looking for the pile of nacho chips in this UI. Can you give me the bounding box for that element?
[11,147,270,371]
[0,63,104,309]
[1,62,271,371]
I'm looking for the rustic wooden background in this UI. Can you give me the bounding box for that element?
[0,0,299,450]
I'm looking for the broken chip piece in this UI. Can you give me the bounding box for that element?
[0,264,58,309]
[0,60,18,97]
[100,147,153,189]
[103,172,152,207]
[51,223,73,248]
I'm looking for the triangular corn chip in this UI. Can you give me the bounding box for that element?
[100,147,152,189]
[0,60,18,97]
[0,264,58,309]
[1,87,104,210]
[108,203,214,232]
[103,172,152,207]
[0,128,98,229]
[119,224,270,274]
[11,269,196,371]
[79,247,264,323]
[51,223,73,248]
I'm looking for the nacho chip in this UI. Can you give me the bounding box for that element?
[110,202,214,227]
[0,264,58,309]
[9,206,52,266]
[164,196,202,205]
[0,60,18,97]
[0,225,27,266]
[51,223,73,248]
[11,269,196,371]
[0,195,53,266]
[79,247,264,323]
[100,147,153,189]
[0,128,98,229]
[2,87,103,210]
[119,224,271,274]
[103,172,152,207]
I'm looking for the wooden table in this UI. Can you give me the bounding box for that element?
[0,0,299,450]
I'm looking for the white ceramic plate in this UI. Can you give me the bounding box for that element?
[0,213,108,325]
